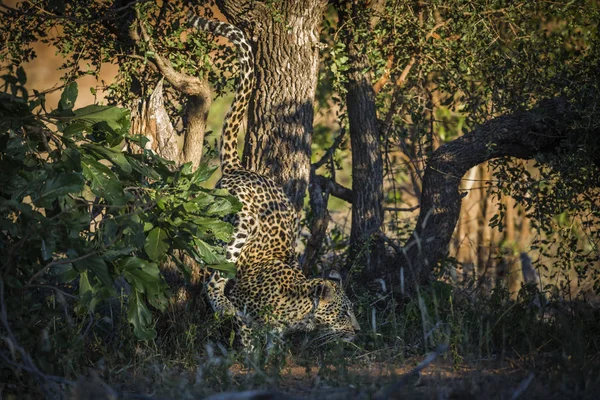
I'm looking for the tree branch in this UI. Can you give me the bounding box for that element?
[134,15,212,168]
[396,96,583,287]
[313,174,353,203]
[136,17,210,97]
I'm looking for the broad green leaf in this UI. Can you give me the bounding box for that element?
[75,254,112,287]
[128,157,161,180]
[180,162,194,176]
[83,144,132,173]
[78,270,95,310]
[72,105,129,132]
[205,197,237,216]
[182,201,199,213]
[194,238,223,264]
[190,163,217,184]
[128,290,156,341]
[62,121,90,138]
[190,191,214,208]
[144,227,169,261]
[59,82,78,111]
[61,148,82,172]
[119,257,165,296]
[209,262,236,276]
[35,172,84,207]
[102,246,136,261]
[48,263,78,283]
[81,155,125,205]
[192,216,233,241]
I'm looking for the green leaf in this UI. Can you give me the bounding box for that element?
[190,163,217,184]
[62,120,91,139]
[75,254,112,287]
[144,227,169,261]
[35,172,84,207]
[192,216,233,242]
[72,105,129,132]
[61,148,82,172]
[128,157,161,180]
[194,238,223,264]
[128,290,156,341]
[119,257,166,296]
[59,82,78,111]
[48,263,78,283]
[81,155,125,204]
[78,270,95,310]
[205,197,237,216]
[209,262,236,276]
[83,144,132,173]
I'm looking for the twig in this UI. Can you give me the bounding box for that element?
[26,285,77,299]
[373,344,449,400]
[312,127,347,170]
[511,372,534,400]
[0,279,77,394]
[384,205,419,213]
[26,251,97,286]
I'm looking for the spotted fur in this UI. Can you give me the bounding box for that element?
[188,14,360,346]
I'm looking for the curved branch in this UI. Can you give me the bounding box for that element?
[397,97,577,287]
[134,17,212,168]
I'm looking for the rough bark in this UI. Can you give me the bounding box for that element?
[130,79,179,164]
[339,1,385,274]
[216,0,327,211]
[396,97,578,289]
[134,15,211,168]
[302,129,347,275]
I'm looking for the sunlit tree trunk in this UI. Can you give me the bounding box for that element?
[216,0,327,212]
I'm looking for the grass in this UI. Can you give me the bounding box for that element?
[1,269,600,399]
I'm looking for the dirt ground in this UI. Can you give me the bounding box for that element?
[223,357,600,400]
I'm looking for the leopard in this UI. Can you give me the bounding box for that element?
[187,14,360,346]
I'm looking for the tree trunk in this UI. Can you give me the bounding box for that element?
[217,0,327,212]
[396,97,576,290]
[339,1,385,275]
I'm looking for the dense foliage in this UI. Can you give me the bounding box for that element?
[0,74,239,341]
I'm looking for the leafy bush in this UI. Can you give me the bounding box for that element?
[0,74,240,340]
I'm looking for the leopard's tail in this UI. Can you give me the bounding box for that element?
[188,14,254,174]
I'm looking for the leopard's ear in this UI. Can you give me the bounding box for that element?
[327,270,342,284]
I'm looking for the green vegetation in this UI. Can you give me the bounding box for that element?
[0,0,599,399]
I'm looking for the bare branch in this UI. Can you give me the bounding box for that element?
[384,205,419,213]
[136,17,210,97]
[397,96,582,286]
[374,344,449,400]
[313,174,353,203]
[26,251,97,286]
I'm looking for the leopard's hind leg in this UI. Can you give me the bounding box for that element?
[206,272,254,349]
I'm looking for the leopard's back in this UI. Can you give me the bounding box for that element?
[219,170,298,267]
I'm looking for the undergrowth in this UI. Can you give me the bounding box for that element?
[3,271,600,399]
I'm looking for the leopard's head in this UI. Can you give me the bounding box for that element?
[310,270,360,342]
